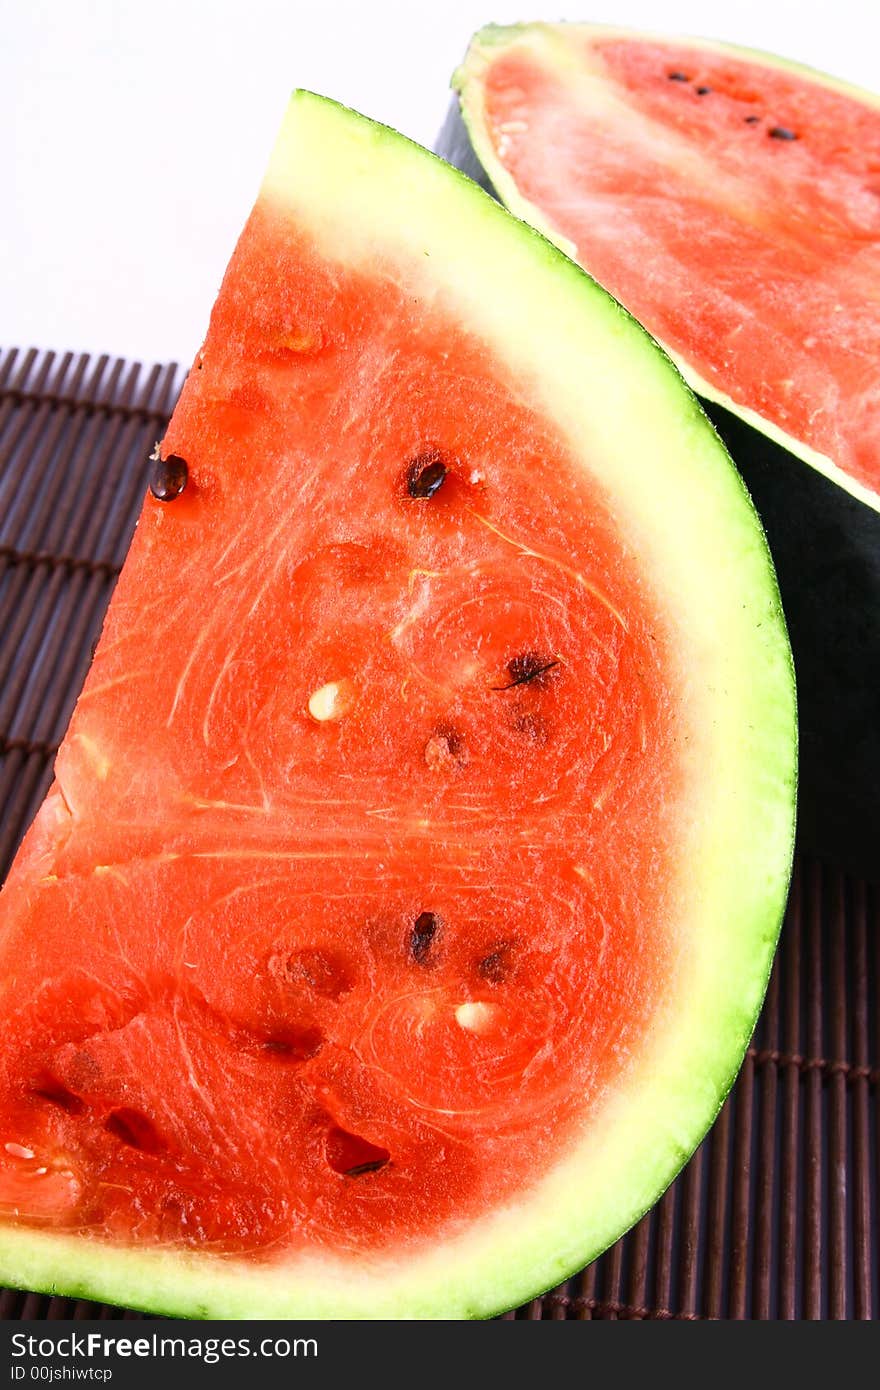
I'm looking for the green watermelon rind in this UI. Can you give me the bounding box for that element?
[452,21,880,516]
[0,91,797,1319]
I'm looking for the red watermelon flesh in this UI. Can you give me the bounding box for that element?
[454,24,880,508]
[0,206,678,1260]
[0,95,794,1318]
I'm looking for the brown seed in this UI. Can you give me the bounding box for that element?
[768,126,798,141]
[667,71,689,81]
[494,652,559,690]
[149,452,188,501]
[478,944,513,984]
[409,911,440,964]
[744,115,761,124]
[406,450,448,498]
[696,86,711,95]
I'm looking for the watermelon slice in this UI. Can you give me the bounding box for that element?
[445,22,880,512]
[0,94,795,1319]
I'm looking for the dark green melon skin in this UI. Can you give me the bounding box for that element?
[437,101,499,198]
[436,99,879,883]
[705,403,880,882]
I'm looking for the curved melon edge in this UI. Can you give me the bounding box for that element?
[452,21,880,516]
[0,90,797,1320]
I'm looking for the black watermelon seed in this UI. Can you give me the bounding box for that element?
[744,115,761,124]
[696,86,711,95]
[494,652,560,690]
[406,450,447,498]
[409,911,440,964]
[149,452,188,501]
[668,71,689,81]
[768,126,798,141]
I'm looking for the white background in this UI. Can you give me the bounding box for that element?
[2,0,877,368]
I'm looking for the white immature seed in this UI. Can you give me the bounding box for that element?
[455,1001,500,1034]
[5,1143,34,1160]
[308,679,355,723]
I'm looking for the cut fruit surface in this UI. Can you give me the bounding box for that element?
[0,93,795,1318]
[449,22,880,511]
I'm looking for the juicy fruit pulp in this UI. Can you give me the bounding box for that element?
[454,24,880,507]
[0,95,795,1317]
[0,211,678,1255]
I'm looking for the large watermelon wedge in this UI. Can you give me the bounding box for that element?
[0,94,795,1319]
[446,22,880,512]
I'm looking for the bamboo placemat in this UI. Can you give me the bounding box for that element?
[0,346,876,1320]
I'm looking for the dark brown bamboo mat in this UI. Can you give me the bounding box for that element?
[0,345,876,1321]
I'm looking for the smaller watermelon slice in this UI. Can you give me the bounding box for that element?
[0,94,795,1319]
[448,22,880,512]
